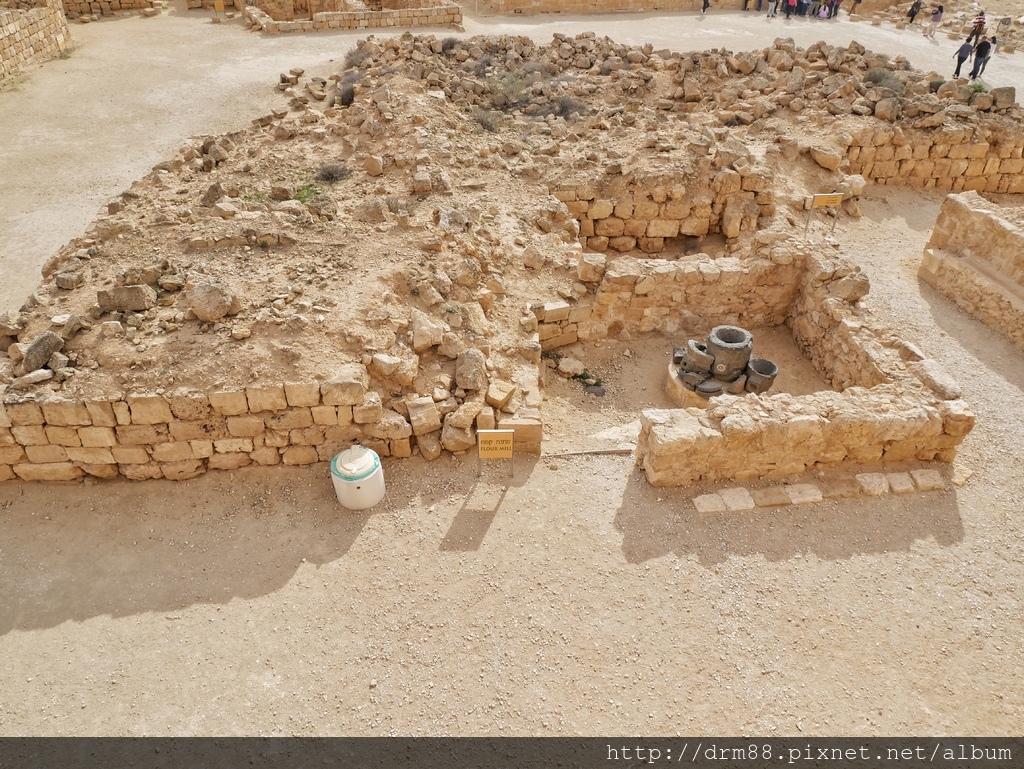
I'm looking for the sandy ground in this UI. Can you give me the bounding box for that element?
[0,4,1022,737]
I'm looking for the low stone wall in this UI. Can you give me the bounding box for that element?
[532,237,803,350]
[243,0,460,32]
[529,234,973,487]
[0,0,70,80]
[918,191,1024,351]
[62,0,157,17]
[844,124,1024,194]
[550,169,773,255]
[0,363,543,483]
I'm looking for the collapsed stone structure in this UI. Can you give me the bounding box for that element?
[0,31,998,485]
[919,191,1024,351]
[0,0,70,80]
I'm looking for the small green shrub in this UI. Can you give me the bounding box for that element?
[384,196,416,215]
[968,82,988,93]
[929,79,946,92]
[296,184,319,203]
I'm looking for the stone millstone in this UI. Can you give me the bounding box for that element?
[22,331,65,373]
[97,284,158,313]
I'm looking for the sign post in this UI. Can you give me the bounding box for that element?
[477,429,515,478]
[805,192,844,239]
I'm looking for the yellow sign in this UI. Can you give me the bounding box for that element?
[213,0,224,10]
[477,429,515,459]
[812,193,844,208]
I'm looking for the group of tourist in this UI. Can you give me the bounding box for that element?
[760,0,851,19]
[951,11,996,80]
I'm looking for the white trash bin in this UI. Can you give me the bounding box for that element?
[331,445,386,510]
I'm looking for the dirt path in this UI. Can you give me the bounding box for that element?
[0,5,1022,737]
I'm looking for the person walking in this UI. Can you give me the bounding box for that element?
[766,0,777,16]
[966,11,986,44]
[784,0,796,18]
[907,0,922,25]
[923,5,943,38]
[702,0,710,13]
[969,36,992,79]
[953,39,974,78]
[979,36,995,74]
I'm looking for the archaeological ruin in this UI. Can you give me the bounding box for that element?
[4,29,1019,487]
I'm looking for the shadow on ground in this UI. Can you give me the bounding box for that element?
[0,464,373,635]
[613,466,964,567]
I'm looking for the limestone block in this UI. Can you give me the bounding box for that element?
[246,386,287,412]
[208,452,251,470]
[720,487,755,511]
[910,359,962,400]
[209,389,249,415]
[363,410,412,441]
[391,437,412,458]
[40,399,90,427]
[150,442,195,463]
[820,477,862,499]
[227,414,267,436]
[26,445,69,464]
[577,253,606,283]
[282,446,320,465]
[441,417,475,452]
[44,426,81,447]
[121,463,164,481]
[0,446,28,464]
[455,348,488,391]
[0,465,15,482]
[495,414,543,453]
[910,468,945,491]
[856,472,890,496]
[190,440,214,459]
[751,486,792,507]
[485,380,517,411]
[476,407,496,430]
[66,447,116,464]
[97,285,157,313]
[22,332,64,373]
[289,427,325,445]
[127,394,173,424]
[250,447,281,465]
[411,309,445,352]
[407,396,442,435]
[692,493,726,513]
[311,405,338,425]
[322,364,370,405]
[112,446,150,464]
[161,460,206,481]
[80,464,120,479]
[214,437,254,453]
[12,426,48,446]
[13,462,84,482]
[886,472,916,494]
[6,402,44,426]
[188,282,240,322]
[113,402,131,425]
[353,392,384,424]
[166,392,210,421]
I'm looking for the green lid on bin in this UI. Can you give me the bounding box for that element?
[331,445,380,481]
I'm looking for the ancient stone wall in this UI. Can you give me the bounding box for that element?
[0,0,70,80]
[532,237,974,487]
[551,172,772,254]
[532,240,803,350]
[918,191,1024,351]
[63,0,158,17]
[843,124,1024,194]
[243,0,460,31]
[0,364,543,482]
